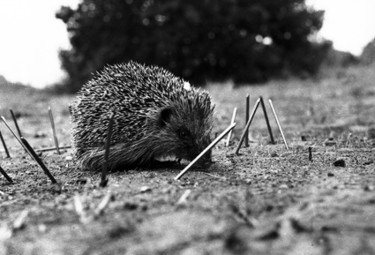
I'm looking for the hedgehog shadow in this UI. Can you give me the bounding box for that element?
[101,160,214,174]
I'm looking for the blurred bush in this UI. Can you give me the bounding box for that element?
[323,47,359,68]
[56,0,331,93]
[361,38,375,65]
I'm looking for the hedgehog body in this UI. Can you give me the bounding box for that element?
[70,61,214,171]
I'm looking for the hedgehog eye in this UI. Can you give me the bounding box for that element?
[178,128,190,139]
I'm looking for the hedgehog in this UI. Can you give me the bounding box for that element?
[70,61,214,171]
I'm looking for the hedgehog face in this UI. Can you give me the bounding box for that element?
[153,102,213,165]
[173,126,212,161]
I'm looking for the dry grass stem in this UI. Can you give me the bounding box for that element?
[268,99,289,150]
[100,112,116,187]
[9,109,22,138]
[12,210,29,231]
[36,145,72,152]
[245,94,250,147]
[0,130,10,158]
[20,137,57,184]
[0,165,13,183]
[177,189,192,205]
[1,116,31,156]
[259,97,275,144]
[235,98,261,154]
[225,107,237,146]
[73,194,85,217]
[48,106,60,154]
[200,172,227,180]
[94,193,113,216]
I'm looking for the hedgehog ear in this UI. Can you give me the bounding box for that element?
[158,107,174,127]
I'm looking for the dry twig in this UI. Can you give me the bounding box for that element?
[268,99,289,150]
[175,122,237,180]
[225,107,237,146]
[48,106,60,154]
[21,137,57,184]
[0,130,10,158]
[235,98,261,154]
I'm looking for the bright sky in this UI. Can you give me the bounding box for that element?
[0,0,78,88]
[307,0,375,55]
[0,0,374,88]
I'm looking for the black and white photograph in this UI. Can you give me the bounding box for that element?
[0,0,374,254]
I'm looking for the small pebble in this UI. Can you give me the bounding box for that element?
[123,202,138,210]
[75,178,88,185]
[176,189,192,205]
[364,185,374,191]
[33,131,47,138]
[279,184,288,189]
[270,151,278,157]
[363,159,373,165]
[324,138,337,146]
[333,159,346,167]
[65,155,73,161]
[140,186,151,193]
[38,224,47,233]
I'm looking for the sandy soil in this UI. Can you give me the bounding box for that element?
[0,65,374,255]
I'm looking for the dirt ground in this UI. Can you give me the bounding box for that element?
[0,66,374,255]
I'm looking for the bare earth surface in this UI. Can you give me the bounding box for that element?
[0,66,374,255]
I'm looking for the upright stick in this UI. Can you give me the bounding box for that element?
[100,112,116,187]
[9,109,23,138]
[245,94,250,147]
[235,98,261,155]
[175,122,237,181]
[1,116,30,156]
[259,97,275,144]
[268,99,289,150]
[0,130,10,158]
[21,137,57,184]
[48,107,60,154]
[0,165,13,183]
[225,107,237,146]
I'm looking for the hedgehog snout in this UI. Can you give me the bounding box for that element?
[198,136,213,167]
[185,139,212,167]
[193,149,212,168]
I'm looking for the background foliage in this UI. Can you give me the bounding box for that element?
[361,38,375,65]
[56,0,331,93]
